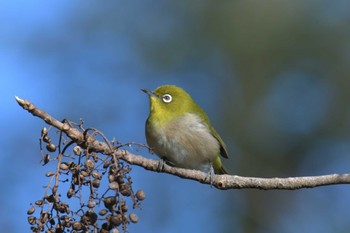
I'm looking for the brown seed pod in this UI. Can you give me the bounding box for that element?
[109,215,122,227]
[101,222,112,231]
[116,176,124,185]
[55,223,64,233]
[73,146,82,156]
[120,184,131,197]
[27,206,35,215]
[84,159,95,170]
[109,165,118,174]
[49,218,55,225]
[67,188,74,198]
[135,190,145,201]
[92,179,100,188]
[108,174,116,183]
[63,203,70,214]
[87,201,96,208]
[99,209,108,216]
[81,170,89,177]
[40,211,49,223]
[103,196,116,210]
[35,200,44,206]
[45,172,55,177]
[91,171,102,180]
[72,222,82,231]
[73,175,81,185]
[109,182,119,190]
[103,160,112,169]
[55,203,68,214]
[43,135,51,143]
[62,221,71,228]
[28,216,36,225]
[111,228,121,233]
[46,143,56,152]
[43,154,50,165]
[67,162,76,171]
[91,152,98,162]
[85,210,98,224]
[46,227,55,233]
[129,213,138,223]
[59,162,69,170]
[64,215,70,222]
[41,127,48,136]
[45,194,59,203]
[121,204,128,213]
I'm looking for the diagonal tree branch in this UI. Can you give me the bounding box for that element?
[15,96,350,190]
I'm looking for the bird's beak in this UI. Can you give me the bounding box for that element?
[141,89,159,98]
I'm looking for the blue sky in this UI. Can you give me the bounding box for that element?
[2,1,350,233]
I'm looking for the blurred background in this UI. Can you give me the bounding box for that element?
[1,0,350,232]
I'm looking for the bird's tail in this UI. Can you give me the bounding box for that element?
[212,156,228,175]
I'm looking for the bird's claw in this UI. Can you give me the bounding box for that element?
[157,159,165,172]
[205,165,215,186]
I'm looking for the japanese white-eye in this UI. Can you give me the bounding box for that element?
[142,85,228,174]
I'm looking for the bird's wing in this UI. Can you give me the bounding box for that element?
[209,125,229,159]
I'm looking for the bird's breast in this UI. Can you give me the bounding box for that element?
[146,113,220,170]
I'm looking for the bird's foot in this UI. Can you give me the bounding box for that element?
[205,165,215,186]
[157,158,166,172]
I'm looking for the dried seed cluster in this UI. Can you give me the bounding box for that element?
[27,127,145,233]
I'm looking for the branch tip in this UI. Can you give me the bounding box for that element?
[15,96,23,103]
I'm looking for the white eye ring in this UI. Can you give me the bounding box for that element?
[162,94,172,103]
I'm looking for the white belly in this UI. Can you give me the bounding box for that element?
[146,113,220,171]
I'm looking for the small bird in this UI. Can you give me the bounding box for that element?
[142,85,228,174]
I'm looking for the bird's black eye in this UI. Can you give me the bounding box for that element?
[162,94,172,103]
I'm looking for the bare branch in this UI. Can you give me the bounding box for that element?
[15,96,350,190]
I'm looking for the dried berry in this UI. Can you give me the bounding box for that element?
[81,170,89,177]
[120,184,131,197]
[59,163,69,170]
[35,200,44,206]
[108,174,116,183]
[121,204,128,213]
[72,222,82,231]
[99,209,108,216]
[101,222,112,231]
[109,215,122,227]
[84,159,95,170]
[43,135,51,143]
[67,188,74,198]
[135,190,145,201]
[40,212,49,223]
[103,196,116,210]
[87,201,96,208]
[27,206,35,215]
[111,228,120,233]
[91,171,102,180]
[84,210,98,224]
[43,154,50,165]
[92,179,100,188]
[41,127,48,136]
[73,146,82,156]
[129,213,138,223]
[45,172,55,177]
[45,194,59,203]
[103,160,112,168]
[28,216,36,225]
[109,182,119,190]
[46,143,56,152]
